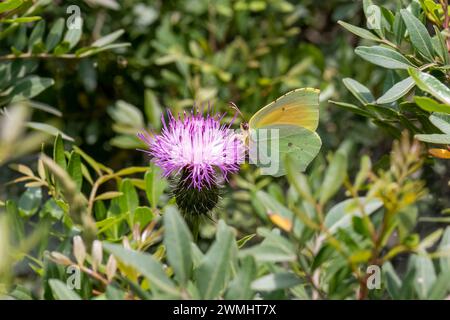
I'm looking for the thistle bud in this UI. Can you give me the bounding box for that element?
[91,240,103,272]
[122,237,131,250]
[132,224,140,242]
[50,251,72,266]
[106,255,117,282]
[73,235,86,266]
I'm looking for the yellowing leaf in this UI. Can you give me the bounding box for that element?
[269,213,292,232]
[429,148,450,159]
[10,163,34,177]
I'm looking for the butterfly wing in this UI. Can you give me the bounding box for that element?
[249,88,320,131]
[249,124,322,177]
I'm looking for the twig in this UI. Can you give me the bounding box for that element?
[0,53,81,61]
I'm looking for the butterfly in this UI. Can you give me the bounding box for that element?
[234,88,322,177]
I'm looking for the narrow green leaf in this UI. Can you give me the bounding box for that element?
[53,41,70,55]
[382,262,402,299]
[94,191,123,201]
[432,26,449,64]
[77,43,130,58]
[46,18,65,52]
[28,20,46,51]
[0,0,23,14]
[144,89,162,130]
[400,9,434,61]
[251,272,302,291]
[414,96,450,114]
[409,68,450,105]
[13,24,27,52]
[329,100,374,117]
[225,256,256,299]
[133,206,154,229]
[6,200,24,240]
[240,228,297,262]
[145,164,167,209]
[0,16,41,24]
[319,152,347,205]
[67,152,82,192]
[73,146,103,176]
[285,155,314,204]
[393,11,405,45]
[415,133,450,144]
[257,227,296,256]
[8,76,54,103]
[236,234,256,249]
[429,113,450,134]
[365,4,383,36]
[64,19,83,49]
[354,155,371,190]
[91,29,124,47]
[338,20,380,41]
[53,134,66,170]
[324,198,383,234]
[103,242,179,296]
[343,78,375,104]
[26,122,74,142]
[163,206,193,286]
[195,220,237,299]
[428,271,450,299]
[413,255,436,299]
[439,227,450,274]
[377,77,415,104]
[119,179,138,214]
[355,46,414,69]
[49,279,81,300]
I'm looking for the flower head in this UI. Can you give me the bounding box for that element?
[138,109,244,190]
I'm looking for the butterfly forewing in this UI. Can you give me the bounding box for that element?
[249,88,320,131]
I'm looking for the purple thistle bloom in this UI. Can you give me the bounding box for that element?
[138,109,245,190]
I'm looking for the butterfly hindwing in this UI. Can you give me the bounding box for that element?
[249,124,322,177]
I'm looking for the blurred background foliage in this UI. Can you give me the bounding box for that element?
[1,0,450,300]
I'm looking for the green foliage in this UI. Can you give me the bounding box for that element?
[335,0,450,142]
[1,0,450,301]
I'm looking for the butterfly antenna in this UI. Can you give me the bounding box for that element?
[228,101,245,118]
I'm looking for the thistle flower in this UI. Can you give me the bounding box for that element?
[137,109,244,229]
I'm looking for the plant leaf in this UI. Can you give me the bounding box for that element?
[377,77,415,104]
[46,18,65,52]
[400,9,434,61]
[91,29,124,47]
[0,0,23,14]
[355,46,414,69]
[343,78,375,104]
[414,96,450,113]
[409,68,450,105]
[225,256,256,299]
[319,152,347,205]
[195,220,237,299]
[338,20,381,41]
[145,164,167,209]
[49,279,81,300]
[324,197,383,234]
[103,242,179,296]
[251,272,302,291]
[163,206,193,286]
